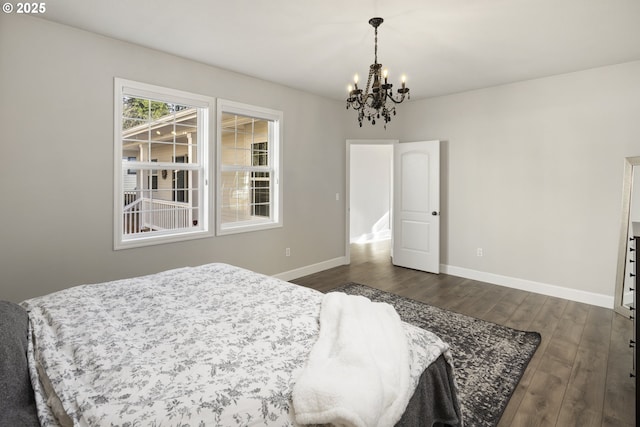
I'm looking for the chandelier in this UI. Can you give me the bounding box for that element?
[346,17,410,128]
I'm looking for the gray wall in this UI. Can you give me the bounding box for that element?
[0,15,346,302]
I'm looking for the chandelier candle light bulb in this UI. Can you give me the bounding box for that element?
[346,17,410,128]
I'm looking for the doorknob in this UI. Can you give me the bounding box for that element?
[432,211,439,216]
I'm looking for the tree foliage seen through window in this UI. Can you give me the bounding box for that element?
[122,97,188,130]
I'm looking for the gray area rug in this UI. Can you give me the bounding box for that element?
[330,283,541,427]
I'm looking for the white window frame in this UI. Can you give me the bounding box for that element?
[113,78,214,250]
[216,99,283,235]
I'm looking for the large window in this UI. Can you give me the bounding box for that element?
[217,99,283,235]
[114,79,213,249]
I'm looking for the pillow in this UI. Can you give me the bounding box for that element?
[0,301,40,426]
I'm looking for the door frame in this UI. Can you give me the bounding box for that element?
[345,139,398,264]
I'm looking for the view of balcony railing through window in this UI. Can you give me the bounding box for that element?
[121,98,201,237]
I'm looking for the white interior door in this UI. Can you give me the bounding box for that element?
[392,140,440,273]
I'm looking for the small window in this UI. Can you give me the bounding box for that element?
[114,78,213,249]
[217,99,283,235]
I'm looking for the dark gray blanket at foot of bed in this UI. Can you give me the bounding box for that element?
[0,301,40,427]
[396,354,462,427]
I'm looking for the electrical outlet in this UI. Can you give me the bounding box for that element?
[285,248,291,257]
[476,248,483,257]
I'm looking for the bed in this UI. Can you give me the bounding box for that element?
[1,263,461,426]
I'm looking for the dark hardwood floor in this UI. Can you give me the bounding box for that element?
[290,240,636,427]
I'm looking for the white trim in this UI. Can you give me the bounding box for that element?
[120,82,212,109]
[441,264,614,309]
[272,257,348,282]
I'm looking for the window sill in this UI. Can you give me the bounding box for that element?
[216,220,282,236]
[115,229,214,250]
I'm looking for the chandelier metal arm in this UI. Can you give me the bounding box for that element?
[385,91,410,104]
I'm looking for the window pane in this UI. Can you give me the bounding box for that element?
[251,172,270,217]
[175,145,197,163]
[147,142,171,161]
[122,98,173,128]
[220,170,250,223]
[121,102,199,163]
[221,113,269,168]
[174,123,197,143]
[123,98,149,118]
[122,169,201,236]
[221,145,251,167]
[122,118,148,135]
[252,141,268,167]
[220,170,271,224]
[151,126,172,142]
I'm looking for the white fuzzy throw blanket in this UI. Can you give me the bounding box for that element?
[292,292,411,427]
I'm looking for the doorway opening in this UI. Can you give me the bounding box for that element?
[346,139,441,273]
[346,140,396,264]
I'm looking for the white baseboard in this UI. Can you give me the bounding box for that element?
[441,264,614,309]
[273,256,348,282]
[274,257,614,309]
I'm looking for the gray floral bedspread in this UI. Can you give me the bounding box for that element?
[21,263,451,426]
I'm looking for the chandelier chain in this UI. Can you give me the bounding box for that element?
[374,26,378,64]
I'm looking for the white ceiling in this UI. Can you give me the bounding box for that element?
[37,0,640,101]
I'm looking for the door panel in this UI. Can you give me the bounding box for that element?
[392,141,440,273]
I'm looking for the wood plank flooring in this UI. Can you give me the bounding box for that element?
[290,240,636,427]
